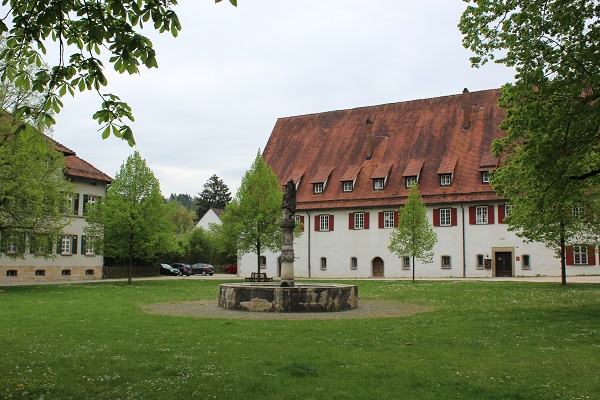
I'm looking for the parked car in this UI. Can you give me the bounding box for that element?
[158,263,180,276]
[191,263,215,276]
[170,263,192,276]
[224,263,238,274]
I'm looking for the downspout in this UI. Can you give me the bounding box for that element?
[306,211,311,278]
[461,204,466,278]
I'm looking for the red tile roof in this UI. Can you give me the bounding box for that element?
[47,136,113,183]
[263,88,506,210]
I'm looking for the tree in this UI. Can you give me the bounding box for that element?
[168,193,195,211]
[85,150,175,284]
[388,185,437,281]
[165,201,196,235]
[459,1,600,284]
[196,174,232,221]
[0,120,72,257]
[218,151,282,275]
[0,0,236,144]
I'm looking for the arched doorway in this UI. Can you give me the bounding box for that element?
[372,257,384,278]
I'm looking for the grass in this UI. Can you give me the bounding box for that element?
[1,279,599,399]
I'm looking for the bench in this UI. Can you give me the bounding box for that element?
[244,272,273,282]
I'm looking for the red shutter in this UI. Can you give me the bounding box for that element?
[378,212,384,229]
[364,212,370,229]
[314,215,319,231]
[566,246,574,265]
[349,213,354,230]
[329,215,334,231]
[588,246,596,266]
[498,204,506,223]
[394,211,399,227]
[451,208,458,226]
[488,205,495,224]
[433,209,440,226]
[299,216,304,232]
[469,207,476,224]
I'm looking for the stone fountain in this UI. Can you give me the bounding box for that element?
[218,179,358,312]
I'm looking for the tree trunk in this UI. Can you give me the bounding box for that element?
[560,223,567,287]
[256,241,261,275]
[412,255,416,282]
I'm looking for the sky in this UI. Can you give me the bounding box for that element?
[51,0,515,198]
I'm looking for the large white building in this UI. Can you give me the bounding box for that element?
[239,88,599,278]
[0,138,112,283]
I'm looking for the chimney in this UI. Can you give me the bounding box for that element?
[365,118,374,160]
[462,88,471,130]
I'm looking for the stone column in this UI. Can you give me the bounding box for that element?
[280,179,296,287]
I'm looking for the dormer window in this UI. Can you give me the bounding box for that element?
[313,183,324,194]
[440,174,452,186]
[481,171,490,184]
[310,168,334,195]
[373,179,384,190]
[406,176,418,188]
[342,181,353,192]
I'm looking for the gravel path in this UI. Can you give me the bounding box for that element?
[141,299,433,320]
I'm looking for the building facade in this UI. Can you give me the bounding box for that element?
[239,88,600,278]
[0,138,112,283]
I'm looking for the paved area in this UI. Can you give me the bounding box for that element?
[2,274,599,286]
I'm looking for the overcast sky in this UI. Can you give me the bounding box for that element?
[52,0,515,198]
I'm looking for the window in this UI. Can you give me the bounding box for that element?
[350,257,358,270]
[403,257,410,270]
[476,206,488,224]
[573,246,588,265]
[440,208,452,226]
[259,255,267,268]
[61,269,71,276]
[373,179,384,190]
[67,193,80,215]
[320,257,327,270]
[6,241,17,254]
[313,183,324,194]
[6,270,17,277]
[477,254,484,270]
[343,181,353,192]
[83,195,99,215]
[293,215,304,232]
[85,269,95,276]
[440,174,452,186]
[406,176,418,188]
[505,204,513,218]
[35,269,46,276]
[82,235,95,255]
[319,214,330,231]
[441,256,451,269]
[572,206,584,220]
[522,255,531,270]
[482,171,490,183]
[354,212,364,229]
[61,235,71,255]
[383,211,395,228]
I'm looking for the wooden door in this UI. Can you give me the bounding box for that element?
[372,257,384,278]
[495,252,513,277]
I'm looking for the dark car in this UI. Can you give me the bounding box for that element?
[191,263,215,276]
[224,263,237,274]
[171,263,192,276]
[158,263,180,276]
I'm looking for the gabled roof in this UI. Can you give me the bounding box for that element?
[262,88,506,210]
[402,160,425,177]
[47,136,113,183]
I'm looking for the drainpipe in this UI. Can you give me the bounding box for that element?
[461,204,466,278]
[306,211,311,278]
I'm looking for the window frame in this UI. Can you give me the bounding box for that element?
[320,257,327,270]
[482,171,490,184]
[440,174,452,186]
[342,181,353,192]
[373,178,384,190]
[403,257,410,270]
[313,183,324,194]
[477,254,484,270]
[354,212,365,230]
[383,211,395,229]
[350,257,358,270]
[319,214,330,231]
[441,256,451,269]
[439,208,452,227]
[573,246,588,265]
[522,255,531,270]
[405,176,418,188]
[475,205,488,224]
[35,269,46,276]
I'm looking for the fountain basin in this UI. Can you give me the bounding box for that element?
[218,283,358,312]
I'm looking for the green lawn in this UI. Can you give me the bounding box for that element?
[1,279,599,399]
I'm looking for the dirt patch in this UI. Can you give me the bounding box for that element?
[141,299,433,320]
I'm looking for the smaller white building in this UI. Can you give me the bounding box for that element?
[195,208,224,230]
